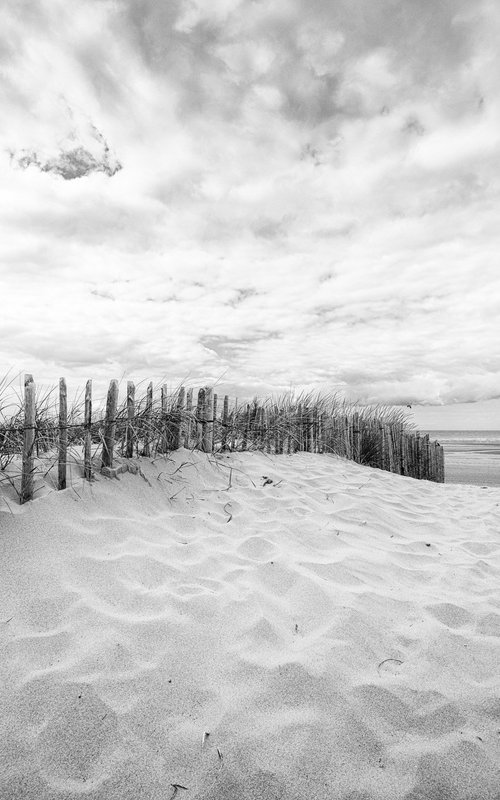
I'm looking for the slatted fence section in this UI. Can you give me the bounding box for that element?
[3,376,446,503]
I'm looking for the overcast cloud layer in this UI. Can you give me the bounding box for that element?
[1,0,499,408]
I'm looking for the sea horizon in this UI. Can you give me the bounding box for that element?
[420,430,500,487]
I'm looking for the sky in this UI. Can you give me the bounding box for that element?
[1,0,499,428]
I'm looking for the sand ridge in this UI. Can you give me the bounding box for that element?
[0,449,499,799]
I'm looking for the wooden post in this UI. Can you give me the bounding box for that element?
[142,382,153,457]
[415,432,421,479]
[232,399,238,451]
[408,433,414,477]
[101,379,118,470]
[378,423,386,471]
[312,407,318,453]
[260,407,266,452]
[304,407,310,452]
[212,392,218,451]
[222,395,229,451]
[400,431,407,476]
[176,386,185,449]
[387,425,396,472]
[242,403,250,451]
[439,443,445,483]
[185,388,193,449]
[160,385,168,452]
[84,380,92,480]
[202,387,214,452]
[58,378,67,490]
[126,381,135,458]
[20,374,36,504]
[264,408,271,453]
[196,388,205,449]
[431,440,438,481]
[296,404,302,452]
[423,434,430,479]
[274,407,281,454]
[352,412,360,463]
[390,424,398,474]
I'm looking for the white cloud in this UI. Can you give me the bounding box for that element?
[1,0,499,416]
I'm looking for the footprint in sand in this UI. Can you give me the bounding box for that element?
[425,603,473,629]
[476,612,500,637]
[34,683,119,787]
[237,536,277,561]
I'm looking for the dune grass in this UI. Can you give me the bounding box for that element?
[0,375,437,505]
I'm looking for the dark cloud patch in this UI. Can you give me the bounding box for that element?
[303,0,476,74]
[226,288,260,307]
[403,115,426,136]
[90,289,115,301]
[253,216,292,240]
[12,145,122,180]
[117,0,183,67]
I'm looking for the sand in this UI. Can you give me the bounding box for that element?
[1,449,499,800]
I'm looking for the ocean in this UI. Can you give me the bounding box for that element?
[422,430,500,487]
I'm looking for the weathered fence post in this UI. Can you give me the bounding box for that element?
[160,385,168,452]
[202,387,214,452]
[221,395,229,451]
[185,388,193,449]
[58,378,67,490]
[296,404,302,452]
[196,388,205,449]
[274,407,282,454]
[126,381,135,458]
[265,408,272,453]
[400,431,408,476]
[352,412,361,463]
[84,380,92,480]
[212,392,218,450]
[438,443,445,483]
[260,406,266,452]
[20,374,36,504]
[101,379,118,470]
[423,434,430,480]
[312,407,318,453]
[415,433,422,479]
[176,386,186,449]
[232,399,238,450]
[387,425,396,472]
[242,403,250,451]
[142,382,153,457]
[378,423,386,471]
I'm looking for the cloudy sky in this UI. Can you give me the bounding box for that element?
[1,0,499,427]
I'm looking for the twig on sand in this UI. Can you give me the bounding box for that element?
[223,502,232,523]
[169,784,189,800]
[171,461,197,476]
[169,486,186,500]
[138,467,152,487]
[377,658,403,675]
[202,730,210,749]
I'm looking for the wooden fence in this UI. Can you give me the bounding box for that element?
[2,375,445,504]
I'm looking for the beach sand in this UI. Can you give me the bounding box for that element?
[1,450,499,799]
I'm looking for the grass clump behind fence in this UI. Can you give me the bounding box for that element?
[0,374,445,506]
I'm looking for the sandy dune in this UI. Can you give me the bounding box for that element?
[1,450,499,799]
